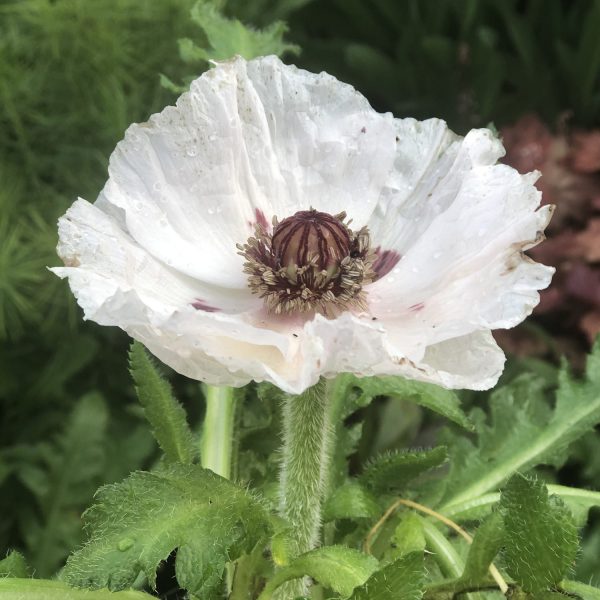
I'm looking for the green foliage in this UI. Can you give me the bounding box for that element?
[15,394,109,577]
[289,0,600,129]
[387,514,426,560]
[258,546,378,599]
[129,341,195,464]
[186,0,299,62]
[500,475,579,593]
[63,464,272,595]
[163,0,299,90]
[0,579,155,600]
[438,342,600,513]
[0,551,29,578]
[359,447,447,494]
[458,512,504,585]
[350,552,424,600]
[323,483,381,523]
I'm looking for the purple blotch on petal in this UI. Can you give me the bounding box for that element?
[373,247,401,280]
[255,208,269,231]
[192,299,220,312]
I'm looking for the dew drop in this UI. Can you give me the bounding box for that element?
[208,134,217,142]
[152,182,162,192]
[208,208,215,215]
[186,147,198,157]
[117,538,134,552]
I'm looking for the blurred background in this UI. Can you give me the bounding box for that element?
[1,0,599,586]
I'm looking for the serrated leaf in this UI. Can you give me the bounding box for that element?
[350,551,424,600]
[323,482,381,522]
[439,343,600,512]
[187,0,299,62]
[129,341,195,465]
[0,579,154,600]
[360,447,447,494]
[62,464,272,596]
[259,546,378,599]
[500,475,579,593]
[27,393,109,576]
[0,551,29,578]
[459,512,504,585]
[343,375,473,430]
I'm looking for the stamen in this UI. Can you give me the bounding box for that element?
[239,209,377,315]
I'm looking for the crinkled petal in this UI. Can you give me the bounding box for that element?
[367,130,553,366]
[98,56,397,286]
[54,56,555,395]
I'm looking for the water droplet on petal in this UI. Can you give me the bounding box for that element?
[208,208,215,215]
[186,147,198,157]
[208,134,217,142]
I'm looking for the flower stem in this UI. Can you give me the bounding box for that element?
[200,385,237,479]
[277,378,332,599]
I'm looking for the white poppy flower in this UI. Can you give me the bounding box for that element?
[52,55,554,395]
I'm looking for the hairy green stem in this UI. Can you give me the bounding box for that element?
[276,379,332,599]
[200,385,237,479]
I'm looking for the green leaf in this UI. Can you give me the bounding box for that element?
[459,512,504,585]
[25,393,109,576]
[360,447,447,494]
[129,341,195,464]
[439,342,600,512]
[388,513,426,560]
[186,0,299,62]
[0,551,29,578]
[258,546,378,599]
[0,579,154,600]
[499,475,579,593]
[62,464,272,597]
[343,375,473,430]
[443,484,600,527]
[350,551,425,600]
[323,482,381,522]
[561,580,600,600]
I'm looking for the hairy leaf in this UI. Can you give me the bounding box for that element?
[360,447,447,494]
[561,580,600,600]
[350,551,424,600]
[459,512,504,585]
[0,579,154,600]
[129,341,195,464]
[259,546,378,599]
[386,513,426,561]
[500,475,579,593]
[323,482,381,522]
[343,375,472,430]
[62,464,272,596]
[0,551,29,578]
[439,343,600,512]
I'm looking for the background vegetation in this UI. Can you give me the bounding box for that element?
[1,0,599,592]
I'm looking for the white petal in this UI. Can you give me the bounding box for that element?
[367,133,553,360]
[97,56,398,286]
[52,198,258,320]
